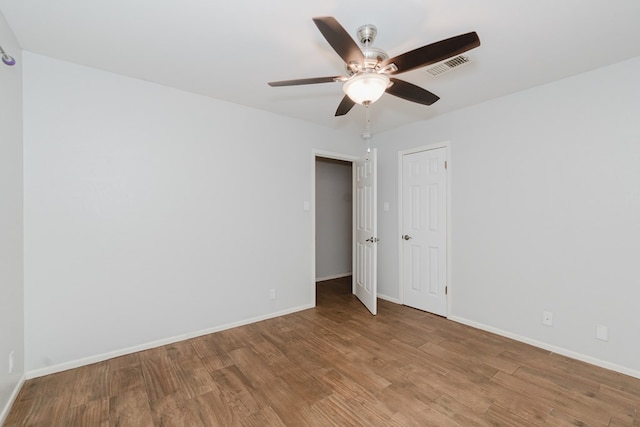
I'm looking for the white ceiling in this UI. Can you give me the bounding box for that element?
[2,0,640,136]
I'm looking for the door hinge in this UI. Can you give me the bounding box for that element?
[445,286,448,295]
[444,160,448,170]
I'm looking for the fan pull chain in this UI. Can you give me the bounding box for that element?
[362,104,372,153]
[0,44,16,66]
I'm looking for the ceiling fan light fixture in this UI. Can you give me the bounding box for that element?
[343,72,389,105]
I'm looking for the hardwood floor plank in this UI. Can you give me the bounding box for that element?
[395,363,452,402]
[429,393,491,426]
[436,335,522,374]
[245,332,289,369]
[600,383,640,411]
[610,415,640,427]
[107,353,140,371]
[148,394,210,427]
[492,369,611,425]
[68,363,110,408]
[373,383,441,421]
[251,376,323,426]
[545,407,607,426]
[172,361,218,402]
[418,340,500,383]
[210,365,261,418]
[4,395,71,427]
[238,405,287,427]
[482,403,537,427]
[479,378,553,424]
[140,352,181,403]
[180,389,237,426]
[66,397,109,427]
[276,367,333,405]
[424,373,494,413]
[229,346,279,388]
[310,394,396,427]
[514,365,634,425]
[6,276,640,426]
[190,335,236,373]
[110,364,145,396]
[550,352,640,396]
[108,388,155,427]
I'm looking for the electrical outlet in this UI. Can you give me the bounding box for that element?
[269,289,276,300]
[542,311,553,327]
[8,351,14,374]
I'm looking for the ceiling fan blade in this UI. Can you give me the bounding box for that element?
[268,76,342,87]
[313,16,364,66]
[335,95,356,116]
[382,32,480,75]
[387,78,440,106]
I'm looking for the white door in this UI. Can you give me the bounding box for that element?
[354,149,377,315]
[401,147,447,316]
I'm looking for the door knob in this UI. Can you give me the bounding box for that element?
[402,234,412,240]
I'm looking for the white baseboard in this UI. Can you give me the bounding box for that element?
[316,272,352,282]
[449,315,640,380]
[26,304,314,380]
[378,293,401,304]
[0,374,26,426]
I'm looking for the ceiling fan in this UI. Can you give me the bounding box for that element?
[268,16,480,116]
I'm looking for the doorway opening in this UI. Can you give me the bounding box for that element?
[312,149,378,315]
[312,151,357,308]
[315,156,353,289]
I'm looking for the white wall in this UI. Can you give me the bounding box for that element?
[17,41,640,387]
[374,56,640,376]
[0,10,24,423]
[22,52,360,374]
[315,158,352,281]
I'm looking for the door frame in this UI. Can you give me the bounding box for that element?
[397,142,453,316]
[311,149,359,307]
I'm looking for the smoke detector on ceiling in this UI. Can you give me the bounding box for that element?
[425,55,470,76]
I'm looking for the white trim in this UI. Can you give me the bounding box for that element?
[450,315,640,380]
[313,149,359,163]
[316,272,352,282]
[26,304,313,379]
[378,293,401,304]
[311,149,359,305]
[351,160,356,296]
[397,142,452,316]
[0,374,26,425]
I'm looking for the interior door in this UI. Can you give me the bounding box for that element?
[401,147,447,316]
[354,149,377,315]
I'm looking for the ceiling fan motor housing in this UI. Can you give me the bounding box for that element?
[357,24,377,45]
[345,24,389,75]
[347,47,389,74]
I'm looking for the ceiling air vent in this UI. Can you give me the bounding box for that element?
[425,55,470,76]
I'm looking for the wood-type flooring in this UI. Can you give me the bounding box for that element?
[5,277,640,426]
